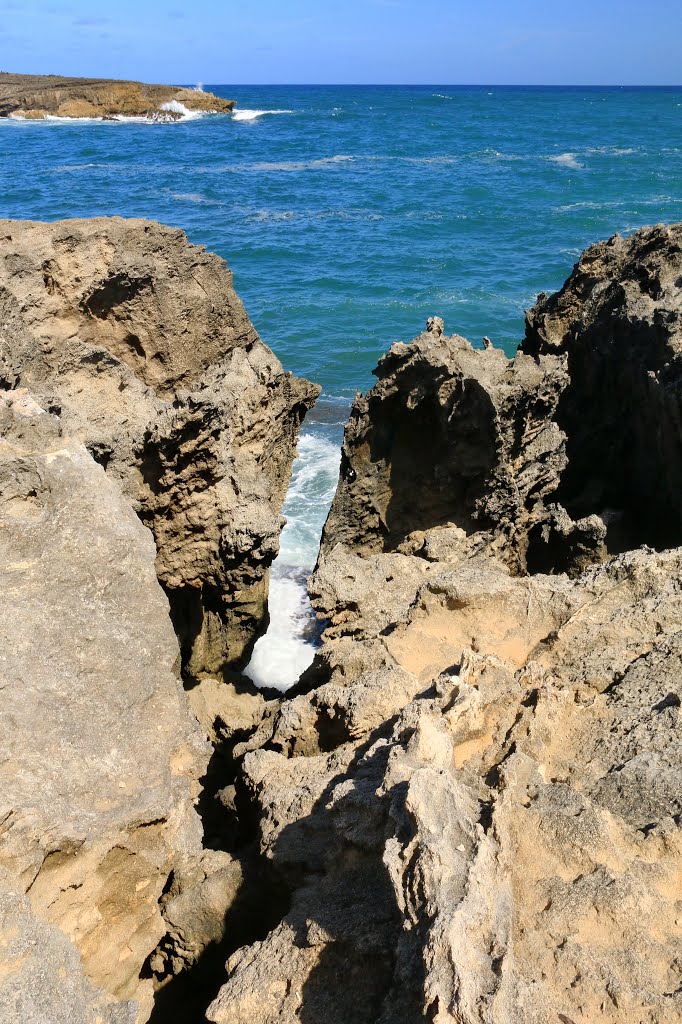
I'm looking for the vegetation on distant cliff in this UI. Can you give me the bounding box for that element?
[0,72,235,119]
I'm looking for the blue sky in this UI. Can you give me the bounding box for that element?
[1,0,680,85]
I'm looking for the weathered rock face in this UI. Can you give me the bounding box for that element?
[0,217,319,675]
[0,390,209,1020]
[321,328,569,572]
[323,223,682,575]
[0,72,235,119]
[205,225,682,1024]
[0,868,137,1024]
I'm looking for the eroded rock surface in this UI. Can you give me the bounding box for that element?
[207,225,682,1024]
[0,217,319,675]
[0,390,211,1020]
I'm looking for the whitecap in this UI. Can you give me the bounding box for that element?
[547,152,585,170]
[240,155,354,172]
[555,199,623,212]
[158,100,205,120]
[232,108,294,122]
[586,146,637,156]
[171,191,210,204]
[43,114,104,123]
[8,102,214,125]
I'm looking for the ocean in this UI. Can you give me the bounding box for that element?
[2,84,681,687]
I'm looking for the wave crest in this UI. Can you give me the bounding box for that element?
[232,108,294,122]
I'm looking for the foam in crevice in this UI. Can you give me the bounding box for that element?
[244,428,342,692]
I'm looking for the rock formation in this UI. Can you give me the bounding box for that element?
[2,218,681,1023]
[206,224,682,1024]
[0,73,235,119]
[322,223,682,574]
[0,217,319,676]
[0,389,209,1020]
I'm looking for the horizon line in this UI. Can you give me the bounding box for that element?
[2,72,681,89]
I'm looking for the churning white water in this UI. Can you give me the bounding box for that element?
[244,424,342,691]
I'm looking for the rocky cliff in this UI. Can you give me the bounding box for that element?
[205,225,682,1024]
[0,217,319,676]
[0,73,234,119]
[2,220,681,1024]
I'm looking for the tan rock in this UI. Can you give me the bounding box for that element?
[207,225,682,1024]
[0,390,209,1019]
[0,217,319,675]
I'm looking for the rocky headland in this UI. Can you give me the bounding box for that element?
[1,219,680,1023]
[0,73,235,120]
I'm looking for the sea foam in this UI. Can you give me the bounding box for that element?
[244,430,341,692]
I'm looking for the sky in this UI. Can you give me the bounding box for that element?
[0,0,681,86]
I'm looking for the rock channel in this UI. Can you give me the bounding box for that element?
[1,220,681,1024]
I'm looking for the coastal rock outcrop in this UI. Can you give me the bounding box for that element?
[0,389,209,1020]
[0,73,235,119]
[0,217,319,676]
[322,223,682,575]
[523,223,682,556]
[320,331,569,571]
[206,224,682,1024]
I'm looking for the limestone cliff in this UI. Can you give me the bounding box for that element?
[0,217,319,676]
[0,73,234,119]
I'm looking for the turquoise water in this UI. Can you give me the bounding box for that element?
[2,85,681,685]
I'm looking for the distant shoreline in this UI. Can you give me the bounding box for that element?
[0,72,236,121]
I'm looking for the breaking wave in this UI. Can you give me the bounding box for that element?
[232,108,295,122]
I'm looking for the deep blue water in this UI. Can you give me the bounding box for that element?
[2,85,681,685]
